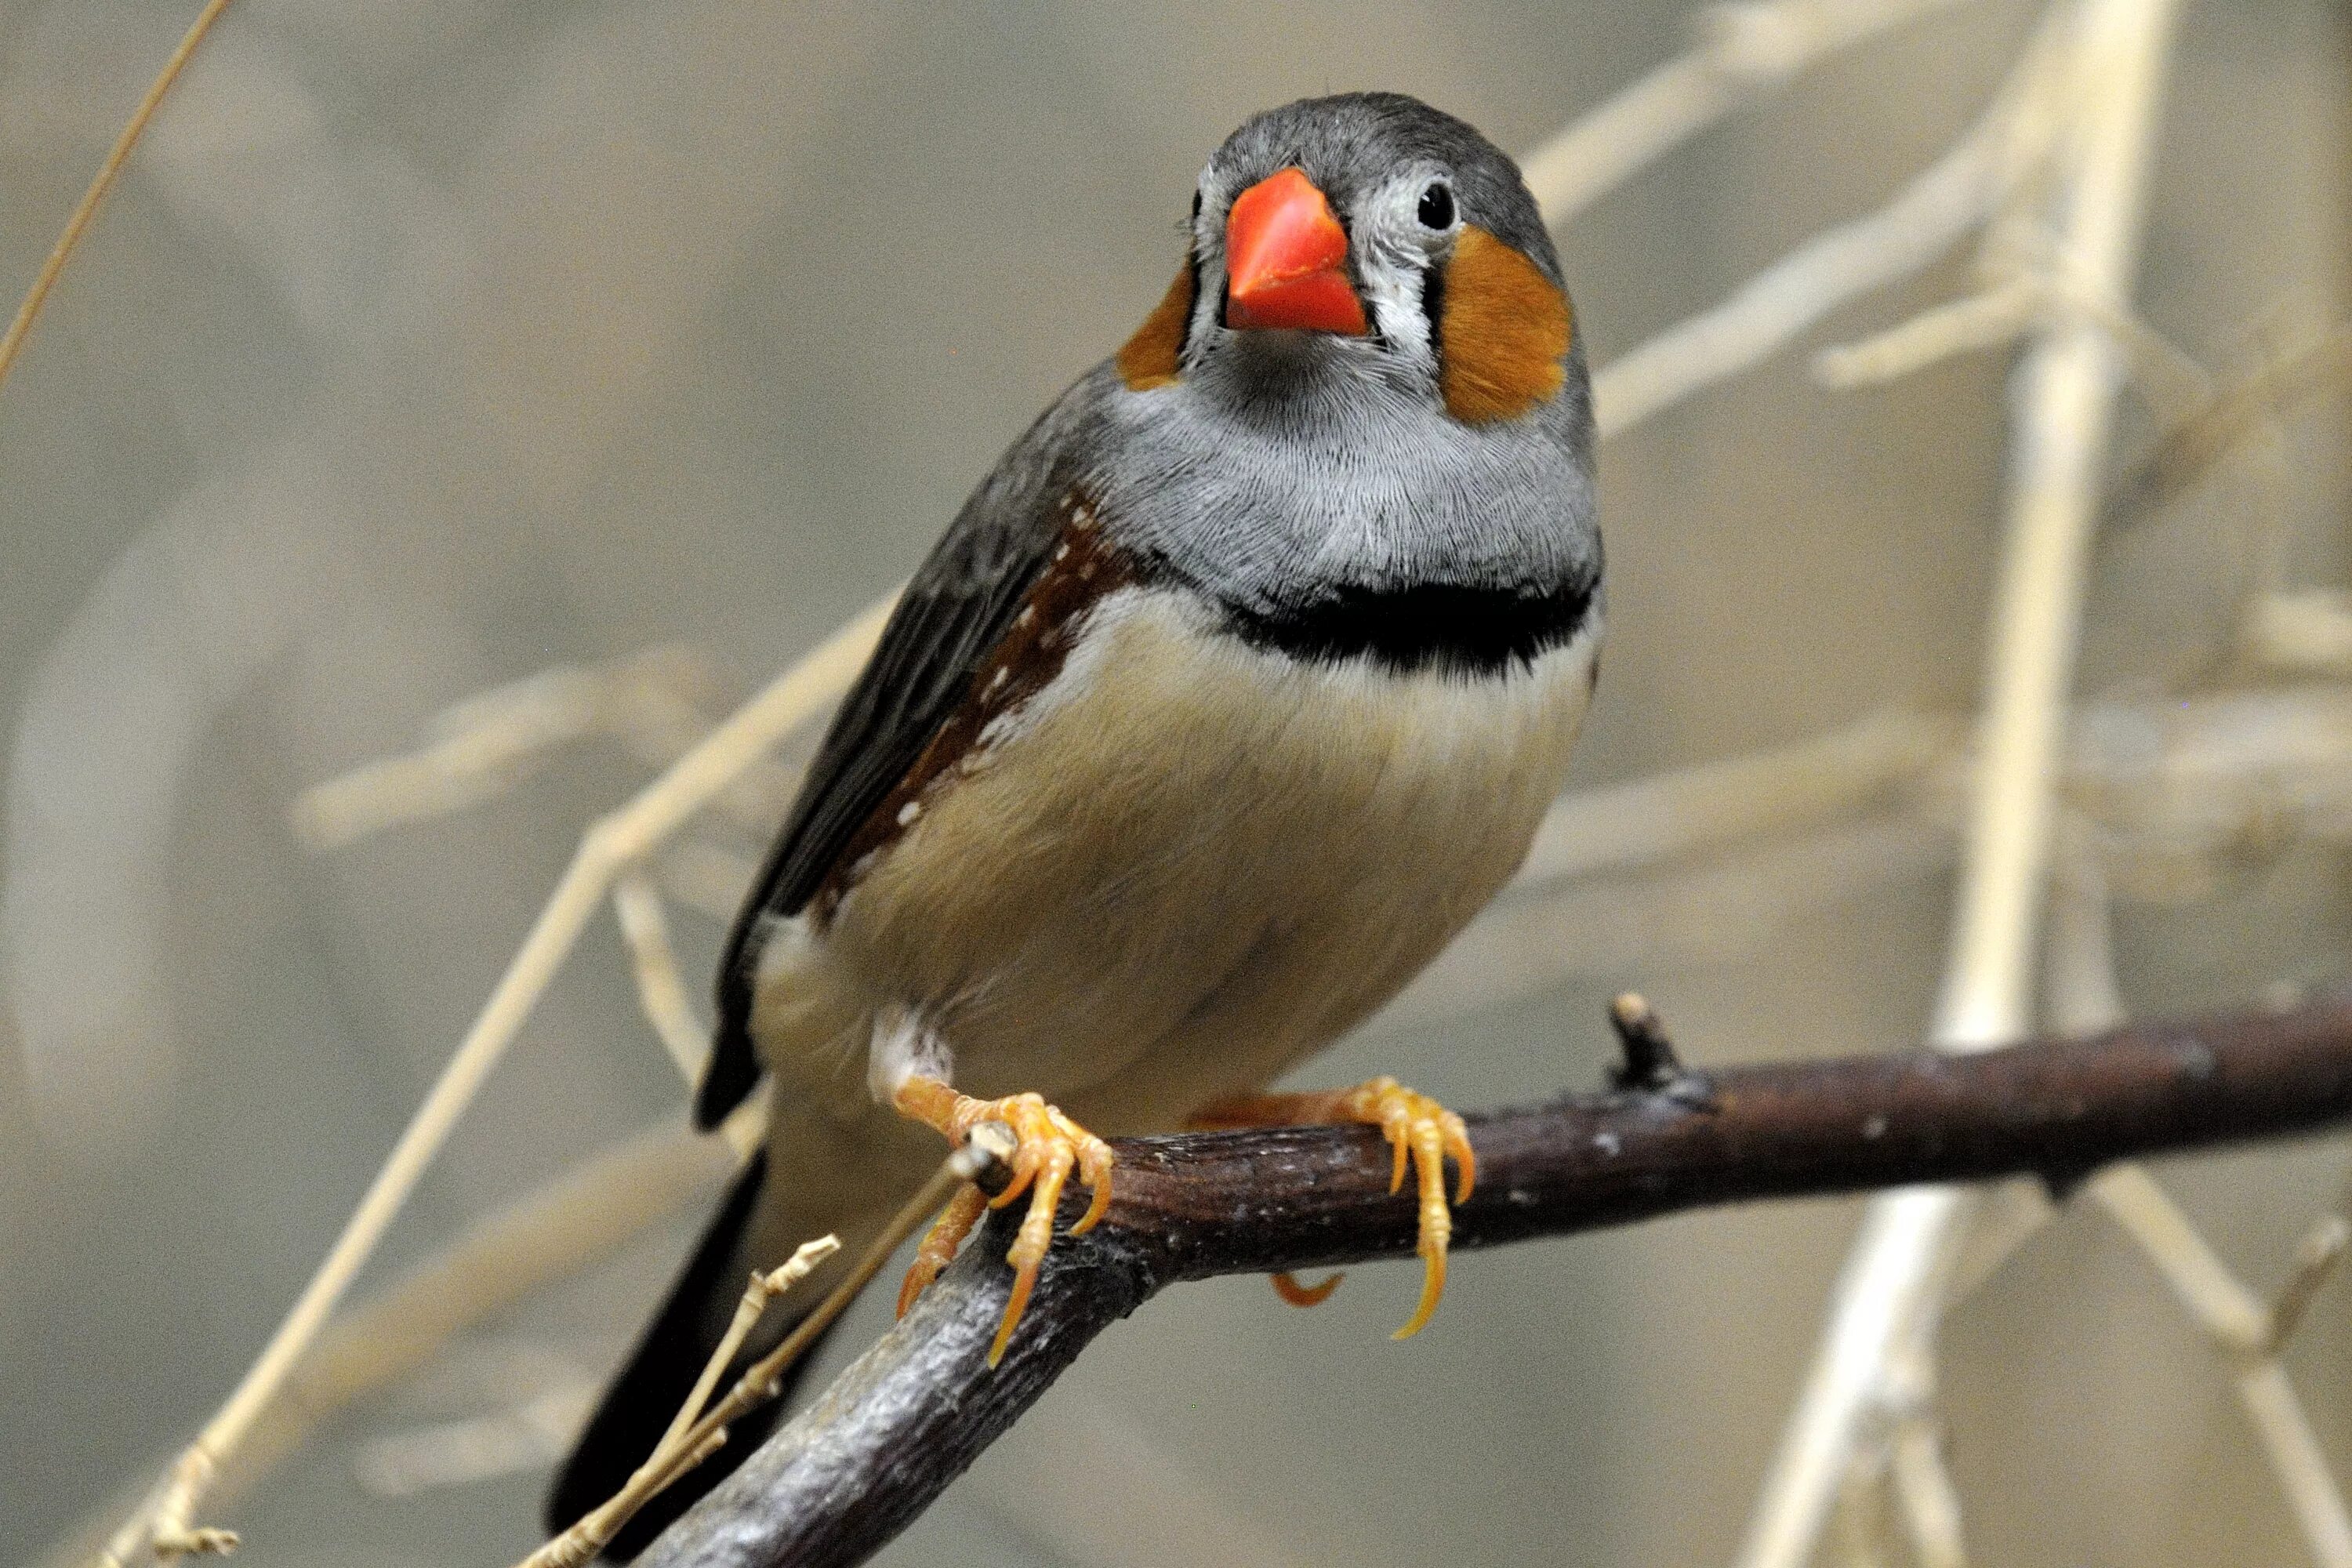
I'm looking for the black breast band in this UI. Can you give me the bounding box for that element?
[1210,571,1598,677]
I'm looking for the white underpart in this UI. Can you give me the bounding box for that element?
[752,585,1599,1134]
[866,1003,953,1102]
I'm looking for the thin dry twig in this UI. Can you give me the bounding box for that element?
[1880,1345,1968,1568]
[519,1236,842,1568]
[2109,321,2352,521]
[1519,0,1973,227]
[2091,1165,2267,1345]
[1592,94,2009,437]
[0,0,238,398]
[2264,1216,2351,1356]
[1813,257,2215,421]
[292,649,801,850]
[2088,1156,2352,1566]
[2049,849,2352,1568]
[2089,1131,2352,1567]
[528,1149,983,1564]
[1737,2,2183,1563]
[2250,590,2352,678]
[1514,709,1951,885]
[613,869,722,1098]
[691,1145,998,1447]
[292,663,618,850]
[1811,275,2042,387]
[1588,0,2094,440]
[99,599,891,1565]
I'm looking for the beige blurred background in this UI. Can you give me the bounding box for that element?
[3,2,2350,1564]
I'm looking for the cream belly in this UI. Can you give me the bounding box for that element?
[750,586,1598,1134]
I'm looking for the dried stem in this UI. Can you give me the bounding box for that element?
[525,1154,977,1566]
[2109,321,2352,521]
[1590,80,2012,437]
[96,599,891,1565]
[0,0,237,398]
[1812,276,2042,387]
[2096,1169,2352,1566]
[1520,0,1973,226]
[292,649,803,850]
[2240,1363,2352,1568]
[2091,1165,2267,1347]
[518,1237,842,1568]
[702,1150,985,1436]
[1736,3,2183,1564]
[2265,1217,2351,1356]
[1515,709,1951,886]
[2054,848,2352,1568]
[613,870,723,1097]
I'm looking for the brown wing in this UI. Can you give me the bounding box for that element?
[698,389,1120,1127]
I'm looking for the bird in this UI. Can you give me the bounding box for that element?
[549,89,1602,1554]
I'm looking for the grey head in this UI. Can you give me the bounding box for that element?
[1076,92,1602,676]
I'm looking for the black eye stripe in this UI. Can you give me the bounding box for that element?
[1181,245,1202,358]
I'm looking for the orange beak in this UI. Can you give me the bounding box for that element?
[1223,168,1368,336]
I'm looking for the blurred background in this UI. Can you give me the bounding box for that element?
[3,1,2350,1564]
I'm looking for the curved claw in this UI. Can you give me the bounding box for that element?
[1330,1076,1471,1339]
[1445,1112,1476,1204]
[1393,1236,1448,1341]
[1070,1132,1114,1234]
[898,1182,989,1318]
[1198,1076,1475,1338]
[1272,1270,1344,1307]
[891,1079,1113,1367]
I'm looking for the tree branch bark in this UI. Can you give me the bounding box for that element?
[639,995,2352,1568]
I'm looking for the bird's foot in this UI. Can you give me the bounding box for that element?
[891,1079,1112,1365]
[1192,1076,1474,1338]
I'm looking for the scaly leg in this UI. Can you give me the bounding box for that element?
[1191,1076,1474,1338]
[891,1077,1113,1365]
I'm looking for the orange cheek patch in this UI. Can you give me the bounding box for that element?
[1116,261,1196,390]
[1438,226,1573,424]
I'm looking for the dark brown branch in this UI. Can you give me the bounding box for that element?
[639,995,2352,1568]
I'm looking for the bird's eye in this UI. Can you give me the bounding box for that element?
[1417,182,1455,230]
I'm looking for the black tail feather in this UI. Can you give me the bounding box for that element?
[545,1149,830,1559]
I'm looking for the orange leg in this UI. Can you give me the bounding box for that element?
[897,1182,989,1319]
[1192,1076,1474,1338]
[891,1077,1113,1366]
